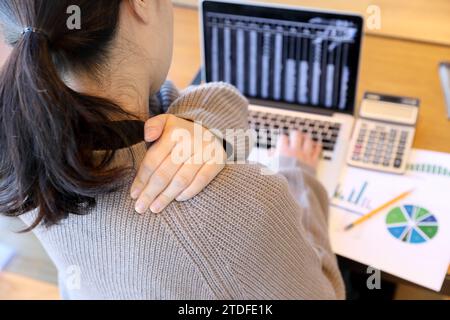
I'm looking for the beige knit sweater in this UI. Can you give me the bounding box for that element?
[21,82,345,300]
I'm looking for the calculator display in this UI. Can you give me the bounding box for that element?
[360,93,420,125]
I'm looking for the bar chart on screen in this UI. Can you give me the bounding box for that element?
[204,12,359,110]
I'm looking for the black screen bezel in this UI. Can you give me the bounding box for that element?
[201,0,364,115]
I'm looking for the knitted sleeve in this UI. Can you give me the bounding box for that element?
[276,156,344,298]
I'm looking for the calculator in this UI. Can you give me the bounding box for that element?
[347,93,420,174]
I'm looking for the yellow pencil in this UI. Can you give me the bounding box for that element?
[344,189,414,231]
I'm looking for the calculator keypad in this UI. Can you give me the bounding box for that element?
[348,120,414,174]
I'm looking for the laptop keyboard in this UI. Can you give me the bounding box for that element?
[248,110,341,154]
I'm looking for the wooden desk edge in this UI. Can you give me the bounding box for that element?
[0,272,60,300]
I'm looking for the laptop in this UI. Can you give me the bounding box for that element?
[199,0,364,196]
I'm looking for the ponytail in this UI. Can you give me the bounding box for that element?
[0,0,132,230]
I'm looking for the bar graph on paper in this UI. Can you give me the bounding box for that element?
[332,181,373,215]
[405,149,450,180]
[406,163,450,177]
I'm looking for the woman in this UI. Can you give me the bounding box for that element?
[0,0,344,299]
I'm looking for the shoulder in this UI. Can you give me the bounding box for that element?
[195,163,295,213]
[165,164,330,299]
[174,163,302,242]
[211,163,291,195]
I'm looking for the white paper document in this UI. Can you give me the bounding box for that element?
[329,149,450,291]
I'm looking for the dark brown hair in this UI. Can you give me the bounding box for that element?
[0,0,136,230]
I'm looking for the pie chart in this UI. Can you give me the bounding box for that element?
[386,205,438,244]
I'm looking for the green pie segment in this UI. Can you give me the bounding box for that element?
[386,207,407,224]
[415,207,430,221]
[386,205,439,244]
[418,225,438,239]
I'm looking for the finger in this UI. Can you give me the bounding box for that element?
[290,131,304,150]
[313,141,323,159]
[134,152,186,214]
[150,156,204,213]
[176,160,225,202]
[130,138,177,199]
[144,115,168,142]
[276,133,290,152]
[303,134,315,153]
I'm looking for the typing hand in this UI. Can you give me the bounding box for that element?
[276,131,322,170]
[130,115,226,214]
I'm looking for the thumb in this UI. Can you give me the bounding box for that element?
[144,115,168,142]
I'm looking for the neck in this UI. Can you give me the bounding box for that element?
[66,58,153,122]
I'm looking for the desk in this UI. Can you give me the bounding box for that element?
[0,272,59,300]
[174,0,450,46]
[168,6,450,283]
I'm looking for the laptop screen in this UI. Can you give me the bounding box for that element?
[201,0,364,114]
